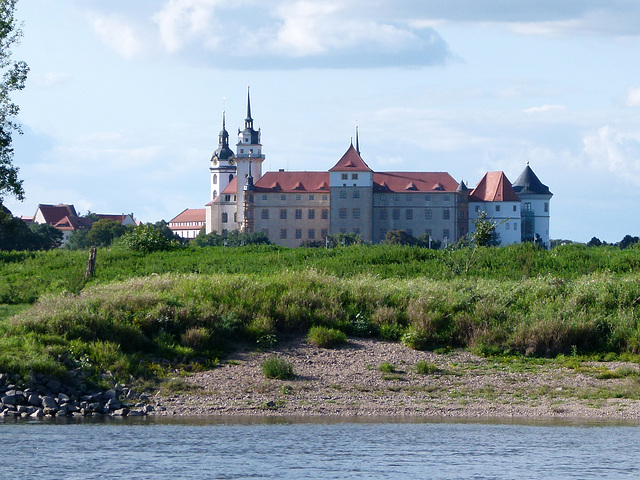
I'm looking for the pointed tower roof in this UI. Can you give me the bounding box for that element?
[329,143,373,172]
[212,111,234,161]
[512,163,552,195]
[456,179,469,193]
[469,171,520,202]
[245,86,253,128]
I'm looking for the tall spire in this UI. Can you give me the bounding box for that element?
[245,86,253,130]
[212,109,234,161]
[355,125,360,155]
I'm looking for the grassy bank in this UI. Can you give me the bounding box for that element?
[2,242,640,304]
[3,268,640,387]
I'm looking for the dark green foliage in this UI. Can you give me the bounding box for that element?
[0,205,62,251]
[86,219,129,247]
[192,229,270,247]
[307,325,347,348]
[121,224,182,253]
[260,355,295,379]
[0,0,28,203]
[384,229,417,246]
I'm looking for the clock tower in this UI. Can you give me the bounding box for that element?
[209,111,236,201]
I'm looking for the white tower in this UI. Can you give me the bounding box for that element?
[235,87,265,228]
[209,111,236,202]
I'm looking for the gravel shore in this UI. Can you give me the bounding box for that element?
[153,337,640,420]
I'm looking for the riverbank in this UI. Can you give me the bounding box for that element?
[152,337,640,420]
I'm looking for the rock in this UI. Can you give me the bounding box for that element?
[55,410,67,417]
[127,410,144,417]
[1,392,17,406]
[143,405,154,413]
[16,405,28,414]
[0,373,6,385]
[57,393,70,404]
[43,408,57,416]
[105,399,121,411]
[27,394,41,407]
[111,408,129,416]
[41,395,57,410]
[104,389,117,401]
[139,394,149,402]
[29,409,44,418]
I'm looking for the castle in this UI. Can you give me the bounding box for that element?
[202,90,552,248]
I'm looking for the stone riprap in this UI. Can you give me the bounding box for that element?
[0,372,153,419]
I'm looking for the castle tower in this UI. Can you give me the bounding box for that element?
[512,162,552,247]
[235,87,265,225]
[209,111,236,202]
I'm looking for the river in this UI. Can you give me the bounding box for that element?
[1,417,638,479]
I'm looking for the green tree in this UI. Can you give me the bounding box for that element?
[28,223,62,250]
[121,223,182,253]
[471,211,501,247]
[384,229,416,246]
[86,219,128,247]
[65,229,90,250]
[0,0,28,203]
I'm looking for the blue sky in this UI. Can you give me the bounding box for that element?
[6,0,640,243]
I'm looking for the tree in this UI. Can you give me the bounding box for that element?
[618,235,639,250]
[28,223,62,250]
[86,219,128,247]
[471,211,501,247]
[0,0,28,204]
[121,224,182,253]
[384,230,416,246]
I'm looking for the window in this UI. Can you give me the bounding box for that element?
[351,173,359,180]
[234,212,237,222]
[309,194,315,200]
[506,223,510,230]
[261,209,269,219]
[544,202,549,213]
[308,229,315,239]
[353,208,360,219]
[262,194,267,200]
[281,194,287,201]
[353,227,360,234]
[425,228,432,236]
[444,195,450,202]
[295,194,302,201]
[295,209,302,219]
[475,205,480,212]
[514,223,518,231]
[443,228,450,238]
[406,195,412,201]
[425,209,432,219]
[380,195,386,202]
[524,202,531,212]
[229,174,234,182]
[339,208,347,219]
[341,173,348,180]
[213,190,217,198]
[280,209,287,219]
[407,229,413,237]
[321,209,329,219]
[425,194,431,202]
[322,195,328,201]
[353,190,360,199]
[308,209,315,220]
[406,209,413,220]
[380,229,387,239]
[321,228,328,238]
[393,195,399,201]
[295,229,302,239]
[495,205,501,212]
[224,194,231,202]
[213,174,217,184]
[392,209,400,220]
[221,212,228,223]
[380,209,387,220]
[513,205,517,212]
[280,229,287,239]
[340,190,347,199]
[458,211,465,219]
[443,209,450,220]
[340,228,347,233]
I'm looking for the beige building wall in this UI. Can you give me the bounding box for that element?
[253,191,330,247]
[330,186,373,241]
[372,191,458,245]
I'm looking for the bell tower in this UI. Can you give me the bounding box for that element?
[209,111,236,201]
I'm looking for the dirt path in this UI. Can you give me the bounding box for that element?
[152,337,640,420]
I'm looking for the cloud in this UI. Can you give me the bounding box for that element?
[93,15,143,59]
[583,126,640,185]
[36,72,70,87]
[626,87,640,107]
[147,0,452,68]
[524,104,566,114]
[152,0,222,54]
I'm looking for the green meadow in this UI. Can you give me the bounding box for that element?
[2,242,640,388]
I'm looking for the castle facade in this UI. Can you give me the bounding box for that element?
[205,92,552,248]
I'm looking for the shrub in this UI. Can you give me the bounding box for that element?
[121,224,181,253]
[260,355,295,380]
[181,327,211,352]
[378,361,395,373]
[306,326,347,348]
[415,360,439,375]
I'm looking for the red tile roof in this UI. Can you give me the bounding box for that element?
[168,208,206,224]
[53,215,92,231]
[254,171,330,193]
[37,204,78,225]
[469,171,520,202]
[329,144,372,172]
[373,172,459,193]
[95,214,128,223]
[221,177,239,195]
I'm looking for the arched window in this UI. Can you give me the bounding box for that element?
[213,190,217,198]
[213,174,217,184]
[222,212,228,223]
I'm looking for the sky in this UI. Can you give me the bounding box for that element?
[5,0,640,243]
